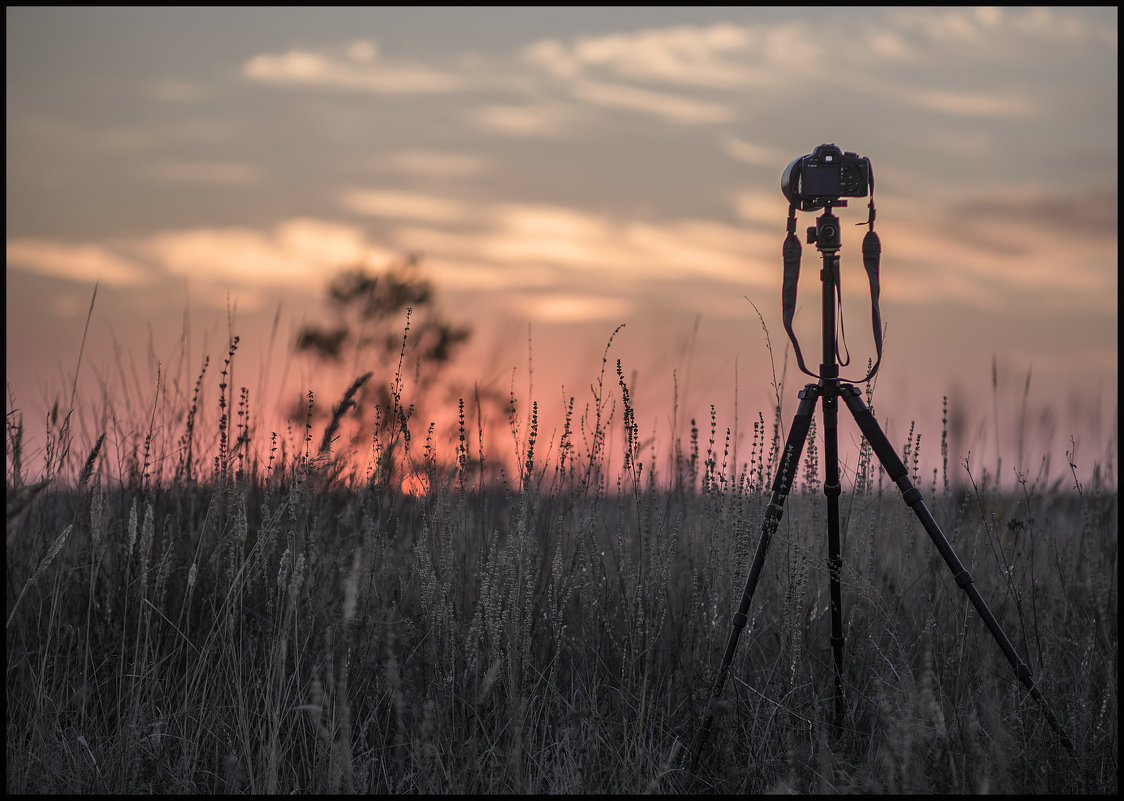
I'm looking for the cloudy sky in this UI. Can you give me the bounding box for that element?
[6,6,1117,487]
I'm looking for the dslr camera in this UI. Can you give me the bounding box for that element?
[781,144,872,211]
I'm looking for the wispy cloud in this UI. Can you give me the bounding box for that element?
[890,6,1115,51]
[470,104,577,138]
[342,189,469,222]
[8,221,393,306]
[901,88,1039,119]
[144,160,264,186]
[721,136,791,169]
[506,291,633,323]
[233,10,1113,138]
[7,240,152,287]
[9,180,1113,323]
[142,219,393,293]
[480,204,612,267]
[618,219,773,285]
[242,39,467,94]
[382,150,489,177]
[518,23,777,124]
[516,9,1110,126]
[522,24,765,88]
[567,78,732,124]
[365,197,777,290]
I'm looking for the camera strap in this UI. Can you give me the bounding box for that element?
[781,201,883,383]
[781,206,813,377]
[859,200,884,382]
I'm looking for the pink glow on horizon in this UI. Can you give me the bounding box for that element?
[5,283,1116,495]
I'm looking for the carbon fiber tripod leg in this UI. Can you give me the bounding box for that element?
[690,384,820,773]
[838,384,1077,758]
[820,380,847,721]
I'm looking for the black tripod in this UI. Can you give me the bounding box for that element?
[690,201,1076,774]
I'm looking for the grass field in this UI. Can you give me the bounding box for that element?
[5,326,1118,794]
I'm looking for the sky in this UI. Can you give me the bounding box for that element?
[6,6,1118,490]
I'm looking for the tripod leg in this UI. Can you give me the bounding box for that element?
[838,385,1077,758]
[821,382,847,721]
[690,384,820,774]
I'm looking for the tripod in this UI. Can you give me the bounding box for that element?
[690,201,1076,774]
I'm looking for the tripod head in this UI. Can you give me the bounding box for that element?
[780,153,883,385]
[807,201,844,252]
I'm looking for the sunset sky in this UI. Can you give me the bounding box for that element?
[6,6,1117,488]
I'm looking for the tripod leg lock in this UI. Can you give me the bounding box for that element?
[897,480,923,507]
[953,569,974,589]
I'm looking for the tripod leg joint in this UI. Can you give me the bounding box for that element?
[899,483,923,506]
[953,569,974,589]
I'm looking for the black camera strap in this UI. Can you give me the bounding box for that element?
[781,200,883,383]
[859,198,884,381]
[781,206,813,376]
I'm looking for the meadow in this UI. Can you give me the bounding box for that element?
[5,322,1118,794]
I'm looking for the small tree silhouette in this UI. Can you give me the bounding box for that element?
[294,253,472,484]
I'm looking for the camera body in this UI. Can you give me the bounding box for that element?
[781,144,872,211]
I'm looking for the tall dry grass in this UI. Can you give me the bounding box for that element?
[5,315,1118,794]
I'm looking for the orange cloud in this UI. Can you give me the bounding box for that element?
[342,189,469,222]
[7,240,151,287]
[505,292,634,323]
[143,219,393,298]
